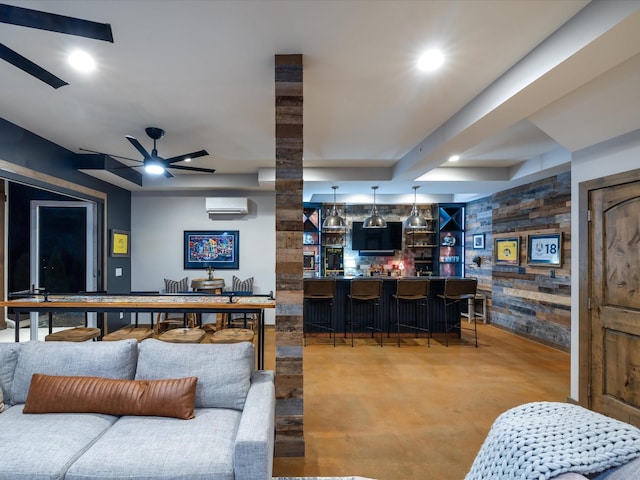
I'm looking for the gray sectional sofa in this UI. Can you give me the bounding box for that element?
[0,338,275,480]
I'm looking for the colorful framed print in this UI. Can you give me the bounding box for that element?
[184,230,239,269]
[527,233,562,266]
[111,229,130,257]
[494,237,519,265]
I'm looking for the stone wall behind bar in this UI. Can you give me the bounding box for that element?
[274,54,305,457]
[465,171,572,349]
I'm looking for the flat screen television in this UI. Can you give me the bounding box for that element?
[351,221,403,252]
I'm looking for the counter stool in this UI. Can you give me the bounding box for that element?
[158,327,205,344]
[210,328,255,344]
[393,278,431,347]
[346,278,383,347]
[45,327,101,342]
[102,326,153,342]
[303,278,337,346]
[438,277,478,347]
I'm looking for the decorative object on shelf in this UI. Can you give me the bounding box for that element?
[362,186,387,229]
[183,230,239,269]
[494,236,520,265]
[442,232,456,246]
[473,234,485,249]
[322,185,346,230]
[403,186,429,230]
[527,233,562,266]
[110,229,130,258]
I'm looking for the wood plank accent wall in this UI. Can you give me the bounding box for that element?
[465,171,571,349]
[274,54,305,457]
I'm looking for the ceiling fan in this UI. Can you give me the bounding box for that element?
[0,3,114,88]
[80,127,215,178]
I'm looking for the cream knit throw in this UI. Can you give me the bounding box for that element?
[465,402,640,480]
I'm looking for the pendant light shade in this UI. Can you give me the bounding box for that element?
[322,186,346,230]
[362,186,387,229]
[403,186,428,230]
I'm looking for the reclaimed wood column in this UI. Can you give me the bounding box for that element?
[274,54,305,457]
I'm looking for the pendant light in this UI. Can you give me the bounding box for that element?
[403,185,428,230]
[322,186,346,230]
[362,186,387,229]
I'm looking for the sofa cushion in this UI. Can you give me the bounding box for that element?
[0,342,20,405]
[10,339,138,404]
[0,404,118,480]
[136,339,254,410]
[65,408,242,480]
[24,374,197,419]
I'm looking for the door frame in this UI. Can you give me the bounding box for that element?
[29,200,98,293]
[579,168,640,408]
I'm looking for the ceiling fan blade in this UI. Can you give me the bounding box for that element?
[78,147,142,163]
[0,4,114,42]
[0,42,67,88]
[168,165,216,174]
[165,150,209,164]
[125,135,151,160]
[163,169,174,178]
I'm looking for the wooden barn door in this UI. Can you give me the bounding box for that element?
[590,180,640,425]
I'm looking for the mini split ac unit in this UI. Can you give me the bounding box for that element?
[205,197,249,215]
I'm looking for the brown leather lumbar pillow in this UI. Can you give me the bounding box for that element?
[24,374,197,419]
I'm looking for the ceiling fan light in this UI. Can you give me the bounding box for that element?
[144,160,165,175]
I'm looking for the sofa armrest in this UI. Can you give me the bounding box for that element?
[234,370,275,480]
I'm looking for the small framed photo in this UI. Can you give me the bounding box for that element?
[110,229,130,257]
[472,234,485,249]
[527,233,562,266]
[184,230,240,269]
[494,237,519,265]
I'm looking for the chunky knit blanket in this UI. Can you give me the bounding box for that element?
[465,402,640,480]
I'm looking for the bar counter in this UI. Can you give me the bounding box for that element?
[306,276,460,335]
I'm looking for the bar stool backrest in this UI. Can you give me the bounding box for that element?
[443,277,478,299]
[304,278,336,298]
[350,279,383,298]
[396,279,430,297]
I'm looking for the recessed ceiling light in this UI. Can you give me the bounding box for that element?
[448,155,460,162]
[68,50,95,72]
[417,49,444,72]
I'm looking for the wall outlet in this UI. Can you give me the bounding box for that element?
[115,267,122,277]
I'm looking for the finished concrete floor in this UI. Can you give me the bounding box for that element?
[268,324,570,480]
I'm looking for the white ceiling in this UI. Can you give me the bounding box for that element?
[2,0,640,204]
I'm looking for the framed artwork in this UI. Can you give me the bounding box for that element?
[472,234,485,249]
[184,230,239,269]
[527,233,562,266]
[494,237,519,265]
[110,229,130,257]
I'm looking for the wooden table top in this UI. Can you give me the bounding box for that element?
[1,294,276,310]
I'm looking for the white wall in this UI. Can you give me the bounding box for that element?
[130,191,276,324]
[570,129,640,400]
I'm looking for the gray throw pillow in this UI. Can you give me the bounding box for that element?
[232,275,253,293]
[164,276,189,293]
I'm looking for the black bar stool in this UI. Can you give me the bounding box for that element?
[303,278,337,346]
[438,277,479,347]
[346,278,383,347]
[393,278,431,347]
